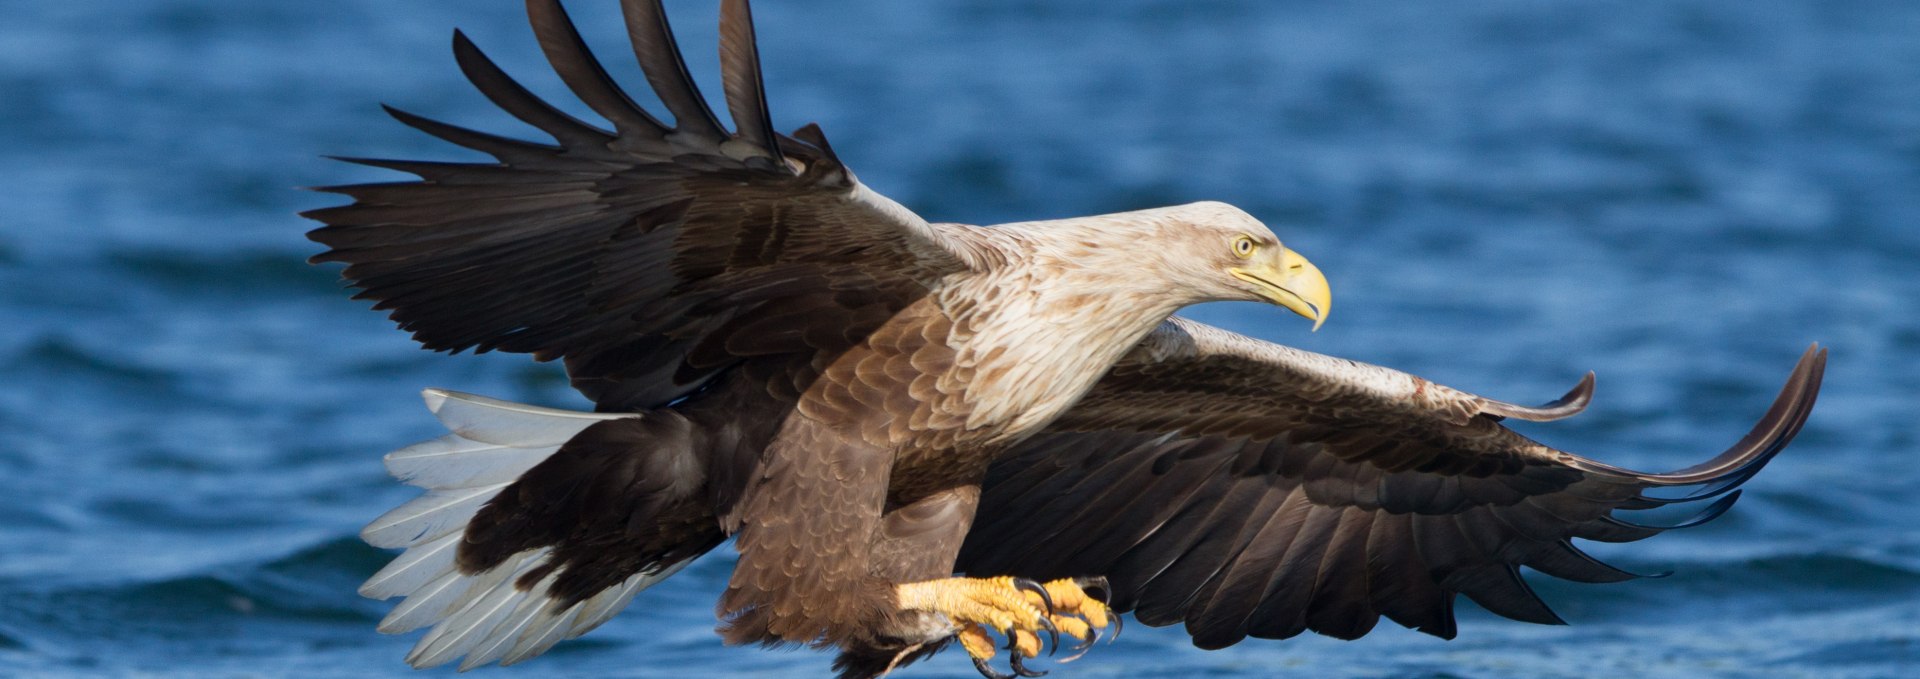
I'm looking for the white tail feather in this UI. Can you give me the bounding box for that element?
[360,530,460,599]
[361,483,510,549]
[502,601,584,666]
[378,572,469,634]
[460,574,561,671]
[361,389,689,671]
[408,551,551,668]
[570,562,690,637]
[384,435,562,490]
[382,565,512,634]
[422,388,633,446]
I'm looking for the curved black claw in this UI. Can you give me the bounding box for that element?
[1074,576,1111,606]
[1009,578,1059,654]
[1012,577,1054,614]
[1036,613,1060,657]
[1059,626,1097,664]
[1009,652,1048,678]
[998,616,1059,661]
[973,656,1014,679]
[1066,576,1122,644]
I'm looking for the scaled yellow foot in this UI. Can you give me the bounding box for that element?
[897,575,1122,678]
[896,576,1058,678]
[1027,577,1119,662]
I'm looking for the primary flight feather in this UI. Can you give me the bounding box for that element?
[305,1,1825,677]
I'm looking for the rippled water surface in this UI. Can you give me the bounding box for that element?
[3,1,1917,677]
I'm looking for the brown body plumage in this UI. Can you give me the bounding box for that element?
[717,206,1277,652]
[309,2,1825,677]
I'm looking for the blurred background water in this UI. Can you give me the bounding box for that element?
[2,0,1916,677]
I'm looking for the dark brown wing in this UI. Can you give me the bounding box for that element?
[958,317,1824,648]
[304,0,975,411]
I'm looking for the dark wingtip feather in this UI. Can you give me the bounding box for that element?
[622,0,727,139]
[1570,345,1823,490]
[320,154,404,171]
[716,0,785,165]
[1607,490,1744,532]
[313,155,511,185]
[451,26,614,147]
[525,0,667,136]
[379,104,560,161]
[1483,371,1595,422]
[301,176,411,197]
[312,156,416,183]
[297,202,338,220]
[1657,344,1825,483]
[1525,539,1655,583]
[305,245,343,264]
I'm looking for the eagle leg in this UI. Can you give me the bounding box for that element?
[896,576,1061,677]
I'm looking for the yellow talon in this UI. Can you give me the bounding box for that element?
[896,576,1062,678]
[1052,615,1091,642]
[897,576,1050,634]
[1033,577,1119,662]
[1008,629,1042,659]
[957,623,997,660]
[896,575,1121,676]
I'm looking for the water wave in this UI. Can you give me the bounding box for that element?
[6,336,178,389]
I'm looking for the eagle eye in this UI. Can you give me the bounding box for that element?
[1231,235,1257,259]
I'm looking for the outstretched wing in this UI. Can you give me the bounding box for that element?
[958,317,1824,648]
[305,0,975,410]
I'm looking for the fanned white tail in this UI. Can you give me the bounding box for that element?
[359,389,687,669]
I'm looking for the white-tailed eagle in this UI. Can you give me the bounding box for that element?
[305,1,1826,677]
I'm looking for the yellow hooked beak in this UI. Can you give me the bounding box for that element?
[1231,247,1331,331]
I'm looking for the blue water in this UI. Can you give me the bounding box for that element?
[3,1,1917,677]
